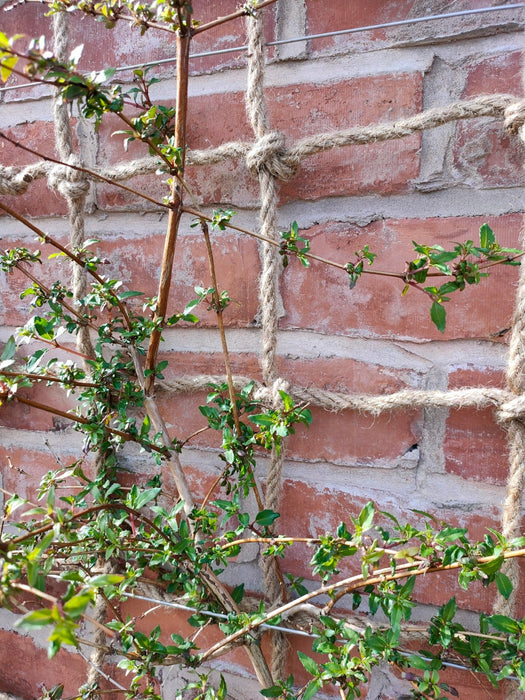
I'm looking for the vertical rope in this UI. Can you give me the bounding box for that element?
[52,11,94,360]
[53,13,105,693]
[493,40,525,700]
[246,10,288,681]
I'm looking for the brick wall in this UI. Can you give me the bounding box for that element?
[1,1,524,698]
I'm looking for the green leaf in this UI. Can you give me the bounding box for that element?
[407,654,431,670]
[298,651,319,676]
[495,572,513,600]
[89,573,125,587]
[488,614,521,635]
[441,597,457,623]
[478,555,504,576]
[303,679,322,700]
[255,509,280,527]
[250,413,274,427]
[1,335,16,362]
[63,592,92,618]
[17,608,54,628]
[479,223,495,249]
[357,501,375,531]
[0,54,19,83]
[231,584,245,604]
[260,687,283,698]
[134,487,161,510]
[430,301,446,333]
[117,290,144,299]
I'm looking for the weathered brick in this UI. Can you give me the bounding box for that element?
[444,368,509,485]
[0,122,67,218]
[453,50,525,190]
[95,229,261,326]
[0,629,88,698]
[305,0,416,55]
[155,350,422,465]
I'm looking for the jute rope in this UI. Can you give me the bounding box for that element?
[1,94,522,196]
[52,12,94,361]
[494,102,525,637]
[52,13,106,694]
[246,10,289,682]
[159,375,513,416]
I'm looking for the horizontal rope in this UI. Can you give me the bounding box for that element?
[158,374,523,422]
[0,94,521,196]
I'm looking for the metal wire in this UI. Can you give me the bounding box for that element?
[1,3,523,93]
[122,592,519,680]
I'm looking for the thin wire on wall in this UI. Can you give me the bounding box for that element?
[0,2,523,93]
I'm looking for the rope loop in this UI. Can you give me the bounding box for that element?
[497,394,525,424]
[245,131,298,181]
[0,165,34,195]
[271,377,291,408]
[48,156,90,201]
[504,99,525,136]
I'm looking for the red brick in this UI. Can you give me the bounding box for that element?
[156,351,421,465]
[0,230,84,327]
[0,122,68,218]
[276,481,502,608]
[97,228,260,327]
[444,368,509,485]
[305,0,418,55]
[280,214,522,340]
[453,121,525,190]
[0,443,91,502]
[189,0,277,74]
[0,629,88,698]
[463,50,524,98]
[453,51,525,189]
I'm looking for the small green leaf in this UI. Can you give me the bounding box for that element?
[1,335,16,362]
[488,614,521,635]
[260,687,283,698]
[407,654,431,671]
[430,301,446,333]
[255,509,280,527]
[17,608,54,629]
[63,592,92,618]
[297,651,319,676]
[495,572,513,600]
[479,223,495,249]
[231,584,245,604]
[303,679,322,700]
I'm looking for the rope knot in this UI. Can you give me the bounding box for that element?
[48,156,90,201]
[504,99,525,136]
[246,131,298,180]
[497,394,525,424]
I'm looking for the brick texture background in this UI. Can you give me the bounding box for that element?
[1,1,525,698]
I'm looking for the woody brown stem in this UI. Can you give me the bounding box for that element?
[144,25,191,394]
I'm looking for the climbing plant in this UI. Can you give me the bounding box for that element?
[2,2,525,699]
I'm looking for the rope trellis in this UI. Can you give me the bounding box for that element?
[2,3,525,690]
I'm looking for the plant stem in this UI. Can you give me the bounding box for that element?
[193,0,279,36]
[144,24,191,394]
[11,394,168,455]
[0,370,97,388]
[0,201,134,329]
[201,547,525,662]
[200,219,241,435]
